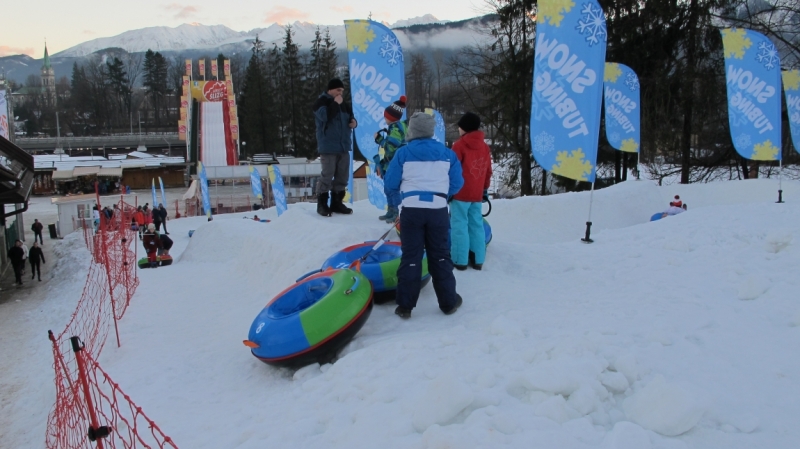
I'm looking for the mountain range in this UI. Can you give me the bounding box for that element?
[0,15,495,84]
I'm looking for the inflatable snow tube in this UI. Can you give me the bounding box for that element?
[244,268,373,367]
[650,212,666,222]
[320,241,430,304]
[188,230,195,237]
[396,218,493,247]
[137,255,173,268]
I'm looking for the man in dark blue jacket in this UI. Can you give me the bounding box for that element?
[385,112,464,319]
[313,78,358,216]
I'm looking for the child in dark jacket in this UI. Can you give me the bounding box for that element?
[450,112,492,270]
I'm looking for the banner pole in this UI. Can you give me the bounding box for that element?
[777,159,784,203]
[581,182,596,243]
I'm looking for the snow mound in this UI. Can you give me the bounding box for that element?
[623,375,706,436]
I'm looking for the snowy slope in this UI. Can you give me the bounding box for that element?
[4,178,800,449]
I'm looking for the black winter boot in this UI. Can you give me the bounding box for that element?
[330,190,353,214]
[317,192,332,217]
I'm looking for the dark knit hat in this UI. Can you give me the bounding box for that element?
[384,95,407,123]
[457,112,481,132]
[327,78,344,90]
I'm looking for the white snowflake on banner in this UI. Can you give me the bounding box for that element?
[576,3,607,47]
[610,132,621,143]
[533,131,556,155]
[625,72,640,91]
[379,35,404,67]
[735,133,752,150]
[755,41,779,70]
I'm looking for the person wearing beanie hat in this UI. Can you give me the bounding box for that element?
[450,112,492,270]
[669,195,682,208]
[142,222,163,268]
[457,112,481,133]
[373,95,408,223]
[313,78,358,216]
[384,111,465,319]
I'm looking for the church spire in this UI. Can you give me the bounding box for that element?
[43,41,51,70]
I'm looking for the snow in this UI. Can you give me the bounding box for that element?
[3,178,800,448]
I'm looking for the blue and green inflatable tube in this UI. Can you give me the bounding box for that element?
[320,241,430,304]
[244,268,373,367]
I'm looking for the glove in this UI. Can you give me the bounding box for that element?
[482,190,489,203]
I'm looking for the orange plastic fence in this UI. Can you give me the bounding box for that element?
[47,194,177,448]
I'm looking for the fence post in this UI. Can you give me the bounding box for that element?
[70,336,110,447]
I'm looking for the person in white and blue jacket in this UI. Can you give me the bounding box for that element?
[384,112,465,319]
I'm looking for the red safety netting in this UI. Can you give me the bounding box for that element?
[47,334,178,449]
[47,190,177,448]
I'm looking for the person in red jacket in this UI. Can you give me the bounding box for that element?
[450,112,492,270]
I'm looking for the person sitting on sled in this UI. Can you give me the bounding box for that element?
[142,223,162,268]
[373,95,408,223]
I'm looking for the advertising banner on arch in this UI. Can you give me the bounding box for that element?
[345,19,406,210]
[721,28,781,161]
[603,63,640,153]
[783,70,800,154]
[530,0,606,182]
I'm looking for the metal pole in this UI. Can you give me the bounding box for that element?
[777,159,784,203]
[581,182,597,243]
[70,336,109,447]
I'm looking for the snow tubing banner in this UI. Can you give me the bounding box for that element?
[0,90,9,140]
[603,63,640,153]
[530,0,607,182]
[344,19,406,210]
[783,70,800,154]
[198,162,212,218]
[721,28,781,161]
[250,166,263,200]
[425,108,446,144]
[267,165,287,216]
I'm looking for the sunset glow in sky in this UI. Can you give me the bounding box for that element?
[2,0,486,57]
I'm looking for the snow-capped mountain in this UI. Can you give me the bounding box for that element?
[389,14,450,28]
[55,23,245,57]
[55,16,462,58]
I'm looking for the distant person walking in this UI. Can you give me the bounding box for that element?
[28,242,45,281]
[31,219,44,244]
[7,240,25,285]
[313,78,358,216]
[152,206,163,232]
[157,204,169,235]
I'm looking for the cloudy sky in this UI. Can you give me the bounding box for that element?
[2,0,488,57]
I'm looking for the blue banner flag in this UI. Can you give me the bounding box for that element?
[721,28,782,161]
[345,19,405,210]
[267,165,287,216]
[198,162,212,218]
[158,177,167,207]
[530,0,607,182]
[783,70,800,154]
[249,166,263,199]
[426,108,446,144]
[151,179,158,208]
[603,63,640,153]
